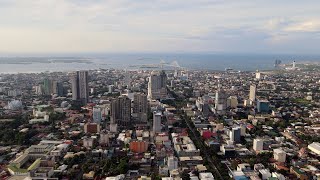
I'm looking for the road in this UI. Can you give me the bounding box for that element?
[168,88,225,179]
[183,115,224,180]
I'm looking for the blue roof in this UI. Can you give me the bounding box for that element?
[235,176,248,180]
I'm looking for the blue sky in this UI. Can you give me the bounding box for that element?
[0,0,320,54]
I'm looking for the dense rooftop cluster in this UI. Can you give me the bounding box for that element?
[0,64,319,180]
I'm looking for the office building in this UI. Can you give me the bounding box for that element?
[110,95,131,127]
[71,71,89,104]
[274,148,286,163]
[256,71,261,79]
[147,71,167,100]
[230,127,241,143]
[240,124,246,136]
[249,85,256,104]
[153,111,162,133]
[215,87,227,115]
[92,106,102,123]
[51,80,58,95]
[35,85,43,95]
[108,85,114,94]
[257,100,270,113]
[51,81,64,96]
[133,93,148,122]
[129,141,148,153]
[253,139,264,152]
[84,123,101,134]
[99,131,110,146]
[43,78,52,95]
[227,96,238,108]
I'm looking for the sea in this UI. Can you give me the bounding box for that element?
[0,53,320,74]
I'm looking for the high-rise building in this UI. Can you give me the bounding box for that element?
[257,100,270,113]
[35,85,43,95]
[51,80,58,95]
[99,131,110,146]
[230,127,241,143]
[253,139,264,152]
[93,106,102,123]
[153,111,162,133]
[71,71,89,104]
[227,96,238,108]
[167,156,178,171]
[56,82,64,96]
[256,71,261,79]
[51,81,64,96]
[124,70,131,89]
[133,93,148,122]
[43,78,52,95]
[292,60,296,69]
[240,124,246,136]
[147,71,167,100]
[274,148,286,163]
[215,87,227,115]
[108,85,114,94]
[249,84,256,103]
[110,95,131,127]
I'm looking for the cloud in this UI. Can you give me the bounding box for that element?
[0,0,320,54]
[284,20,320,32]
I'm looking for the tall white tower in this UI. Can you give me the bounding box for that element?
[292,61,296,69]
[249,85,256,103]
[255,70,261,79]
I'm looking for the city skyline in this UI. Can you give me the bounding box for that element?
[1,0,320,55]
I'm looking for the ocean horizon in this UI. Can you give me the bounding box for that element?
[0,53,320,74]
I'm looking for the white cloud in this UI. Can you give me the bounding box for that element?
[284,20,320,32]
[0,0,320,54]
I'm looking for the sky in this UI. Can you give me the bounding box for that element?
[0,0,320,55]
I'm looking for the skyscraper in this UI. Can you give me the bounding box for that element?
[230,127,241,144]
[56,82,64,96]
[110,95,131,127]
[43,78,52,95]
[255,71,261,79]
[153,111,162,133]
[215,86,227,115]
[249,84,256,103]
[257,99,270,113]
[50,81,64,96]
[124,70,131,89]
[71,71,89,104]
[227,96,238,108]
[147,71,167,100]
[51,80,58,95]
[133,93,148,122]
[93,106,102,123]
